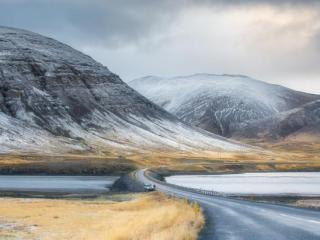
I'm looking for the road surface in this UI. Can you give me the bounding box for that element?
[136,169,320,240]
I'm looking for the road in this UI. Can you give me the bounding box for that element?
[136,169,320,240]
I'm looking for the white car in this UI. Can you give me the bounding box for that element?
[144,183,156,192]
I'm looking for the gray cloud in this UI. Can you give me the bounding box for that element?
[0,0,187,47]
[202,0,320,4]
[1,0,318,47]
[0,0,320,93]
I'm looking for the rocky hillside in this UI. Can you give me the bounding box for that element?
[234,100,320,140]
[0,27,245,154]
[130,74,319,138]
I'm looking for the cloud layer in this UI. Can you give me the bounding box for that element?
[0,0,319,93]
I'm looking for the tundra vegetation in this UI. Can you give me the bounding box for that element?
[1,141,319,175]
[0,193,204,240]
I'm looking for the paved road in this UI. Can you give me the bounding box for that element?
[136,169,320,240]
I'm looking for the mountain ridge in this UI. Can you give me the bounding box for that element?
[234,99,320,140]
[0,26,246,154]
[130,74,319,138]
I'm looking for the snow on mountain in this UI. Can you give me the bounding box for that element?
[130,74,319,137]
[0,26,245,154]
[234,100,320,139]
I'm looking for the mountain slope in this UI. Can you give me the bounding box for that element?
[0,27,245,154]
[130,74,319,138]
[234,100,320,140]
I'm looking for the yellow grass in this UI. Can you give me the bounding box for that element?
[1,146,319,175]
[1,134,319,174]
[0,193,204,240]
[293,199,320,209]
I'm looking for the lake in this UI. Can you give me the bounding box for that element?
[0,175,119,194]
[165,172,320,196]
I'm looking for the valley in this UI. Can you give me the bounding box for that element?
[0,25,319,240]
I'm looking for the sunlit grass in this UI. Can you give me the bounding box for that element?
[0,193,204,240]
[0,137,319,174]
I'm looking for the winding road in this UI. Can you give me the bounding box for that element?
[136,169,320,240]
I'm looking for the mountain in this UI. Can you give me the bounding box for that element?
[0,27,245,154]
[129,74,319,138]
[234,100,320,140]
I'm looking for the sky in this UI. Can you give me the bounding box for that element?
[0,0,320,93]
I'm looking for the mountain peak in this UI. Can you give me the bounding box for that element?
[0,26,245,153]
[130,74,319,137]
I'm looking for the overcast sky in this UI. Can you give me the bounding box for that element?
[1,0,320,93]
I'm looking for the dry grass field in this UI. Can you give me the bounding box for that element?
[293,199,320,209]
[0,193,204,240]
[0,143,319,175]
[0,133,319,175]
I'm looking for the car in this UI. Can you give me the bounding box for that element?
[144,183,156,192]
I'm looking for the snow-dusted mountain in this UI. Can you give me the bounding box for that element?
[130,74,319,138]
[0,27,245,154]
[234,100,320,140]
